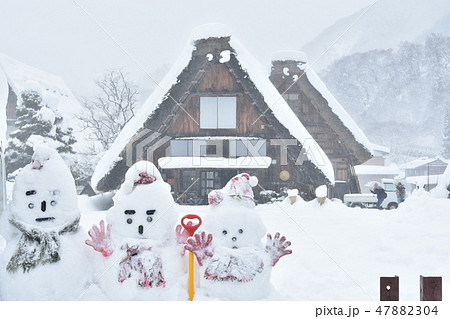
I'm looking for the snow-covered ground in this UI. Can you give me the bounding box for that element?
[78,191,450,301]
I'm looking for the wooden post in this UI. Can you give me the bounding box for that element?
[380,276,399,301]
[420,276,442,301]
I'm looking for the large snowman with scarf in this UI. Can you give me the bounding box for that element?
[0,143,91,300]
[85,161,187,300]
[187,173,292,300]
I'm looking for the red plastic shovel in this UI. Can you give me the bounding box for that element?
[181,214,202,301]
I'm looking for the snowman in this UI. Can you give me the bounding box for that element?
[85,161,187,300]
[208,173,258,207]
[0,143,92,300]
[186,174,292,300]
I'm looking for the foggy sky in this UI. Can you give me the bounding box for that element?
[0,0,375,98]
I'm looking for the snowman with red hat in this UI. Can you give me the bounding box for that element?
[187,173,292,300]
[85,161,187,300]
[0,143,92,300]
[208,173,259,208]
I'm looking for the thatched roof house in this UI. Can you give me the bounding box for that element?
[91,25,336,202]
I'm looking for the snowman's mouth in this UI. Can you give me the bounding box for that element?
[36,217,55,222]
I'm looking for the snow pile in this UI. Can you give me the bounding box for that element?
[261,193,450,300]
[85,161,185,300]
[431,164,450,198]
[0,143,92,300]
[0,68,8,146]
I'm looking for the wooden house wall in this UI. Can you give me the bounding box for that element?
[166,64,268,137]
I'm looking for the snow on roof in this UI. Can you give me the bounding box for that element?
[0,68,8,147]
[0,53,87,150]
[354,163,400,176]
[91,24,335,190]
[158,156,272,169]
[190,23,233,42]
[370,143,390,155]
[405,174,443,186]
[400,157,448,169]
[271,50,308,64]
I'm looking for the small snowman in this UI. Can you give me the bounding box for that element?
[0,143,91,300]
[85,161,187,300]
[208,173,258,208]
[314,185,329,206]
[186,174,292,300]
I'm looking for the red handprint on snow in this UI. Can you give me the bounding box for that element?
[265,232,292,266]
[185,231,214,266]
[86,220,114,257]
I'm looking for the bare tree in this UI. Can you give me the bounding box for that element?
[78,70,139,150]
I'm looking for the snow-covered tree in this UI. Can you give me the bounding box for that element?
[77,69,139,151]
[442,109,450,159]
[321,34,450,160]
[5,90,76,174]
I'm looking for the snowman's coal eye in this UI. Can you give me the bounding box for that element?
[28,203,34,209]
[50,200,57,206]
[127,218,133,224]
[124,210,136,215]
[238,229,243,234]
[222,230,227,235]
[26,190,36,196]
[147,216,153,223]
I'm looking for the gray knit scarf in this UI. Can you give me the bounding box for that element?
[6,217,80,273]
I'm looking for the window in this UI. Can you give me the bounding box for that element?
[232,139,267,157]
[384,183,396,192]
[170,140,193,156]
[200,96,236,129]
[171,139,221,157]
[181,170,197,190]
[200,171,220,196]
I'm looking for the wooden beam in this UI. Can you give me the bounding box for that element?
[420,276,442,301]
[380,276,399,301]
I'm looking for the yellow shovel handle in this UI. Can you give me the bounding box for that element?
[188,251,194,301]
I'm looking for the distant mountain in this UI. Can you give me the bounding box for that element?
[303,0,450,71]
[418,12,450,41]
[320,34,450,162]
